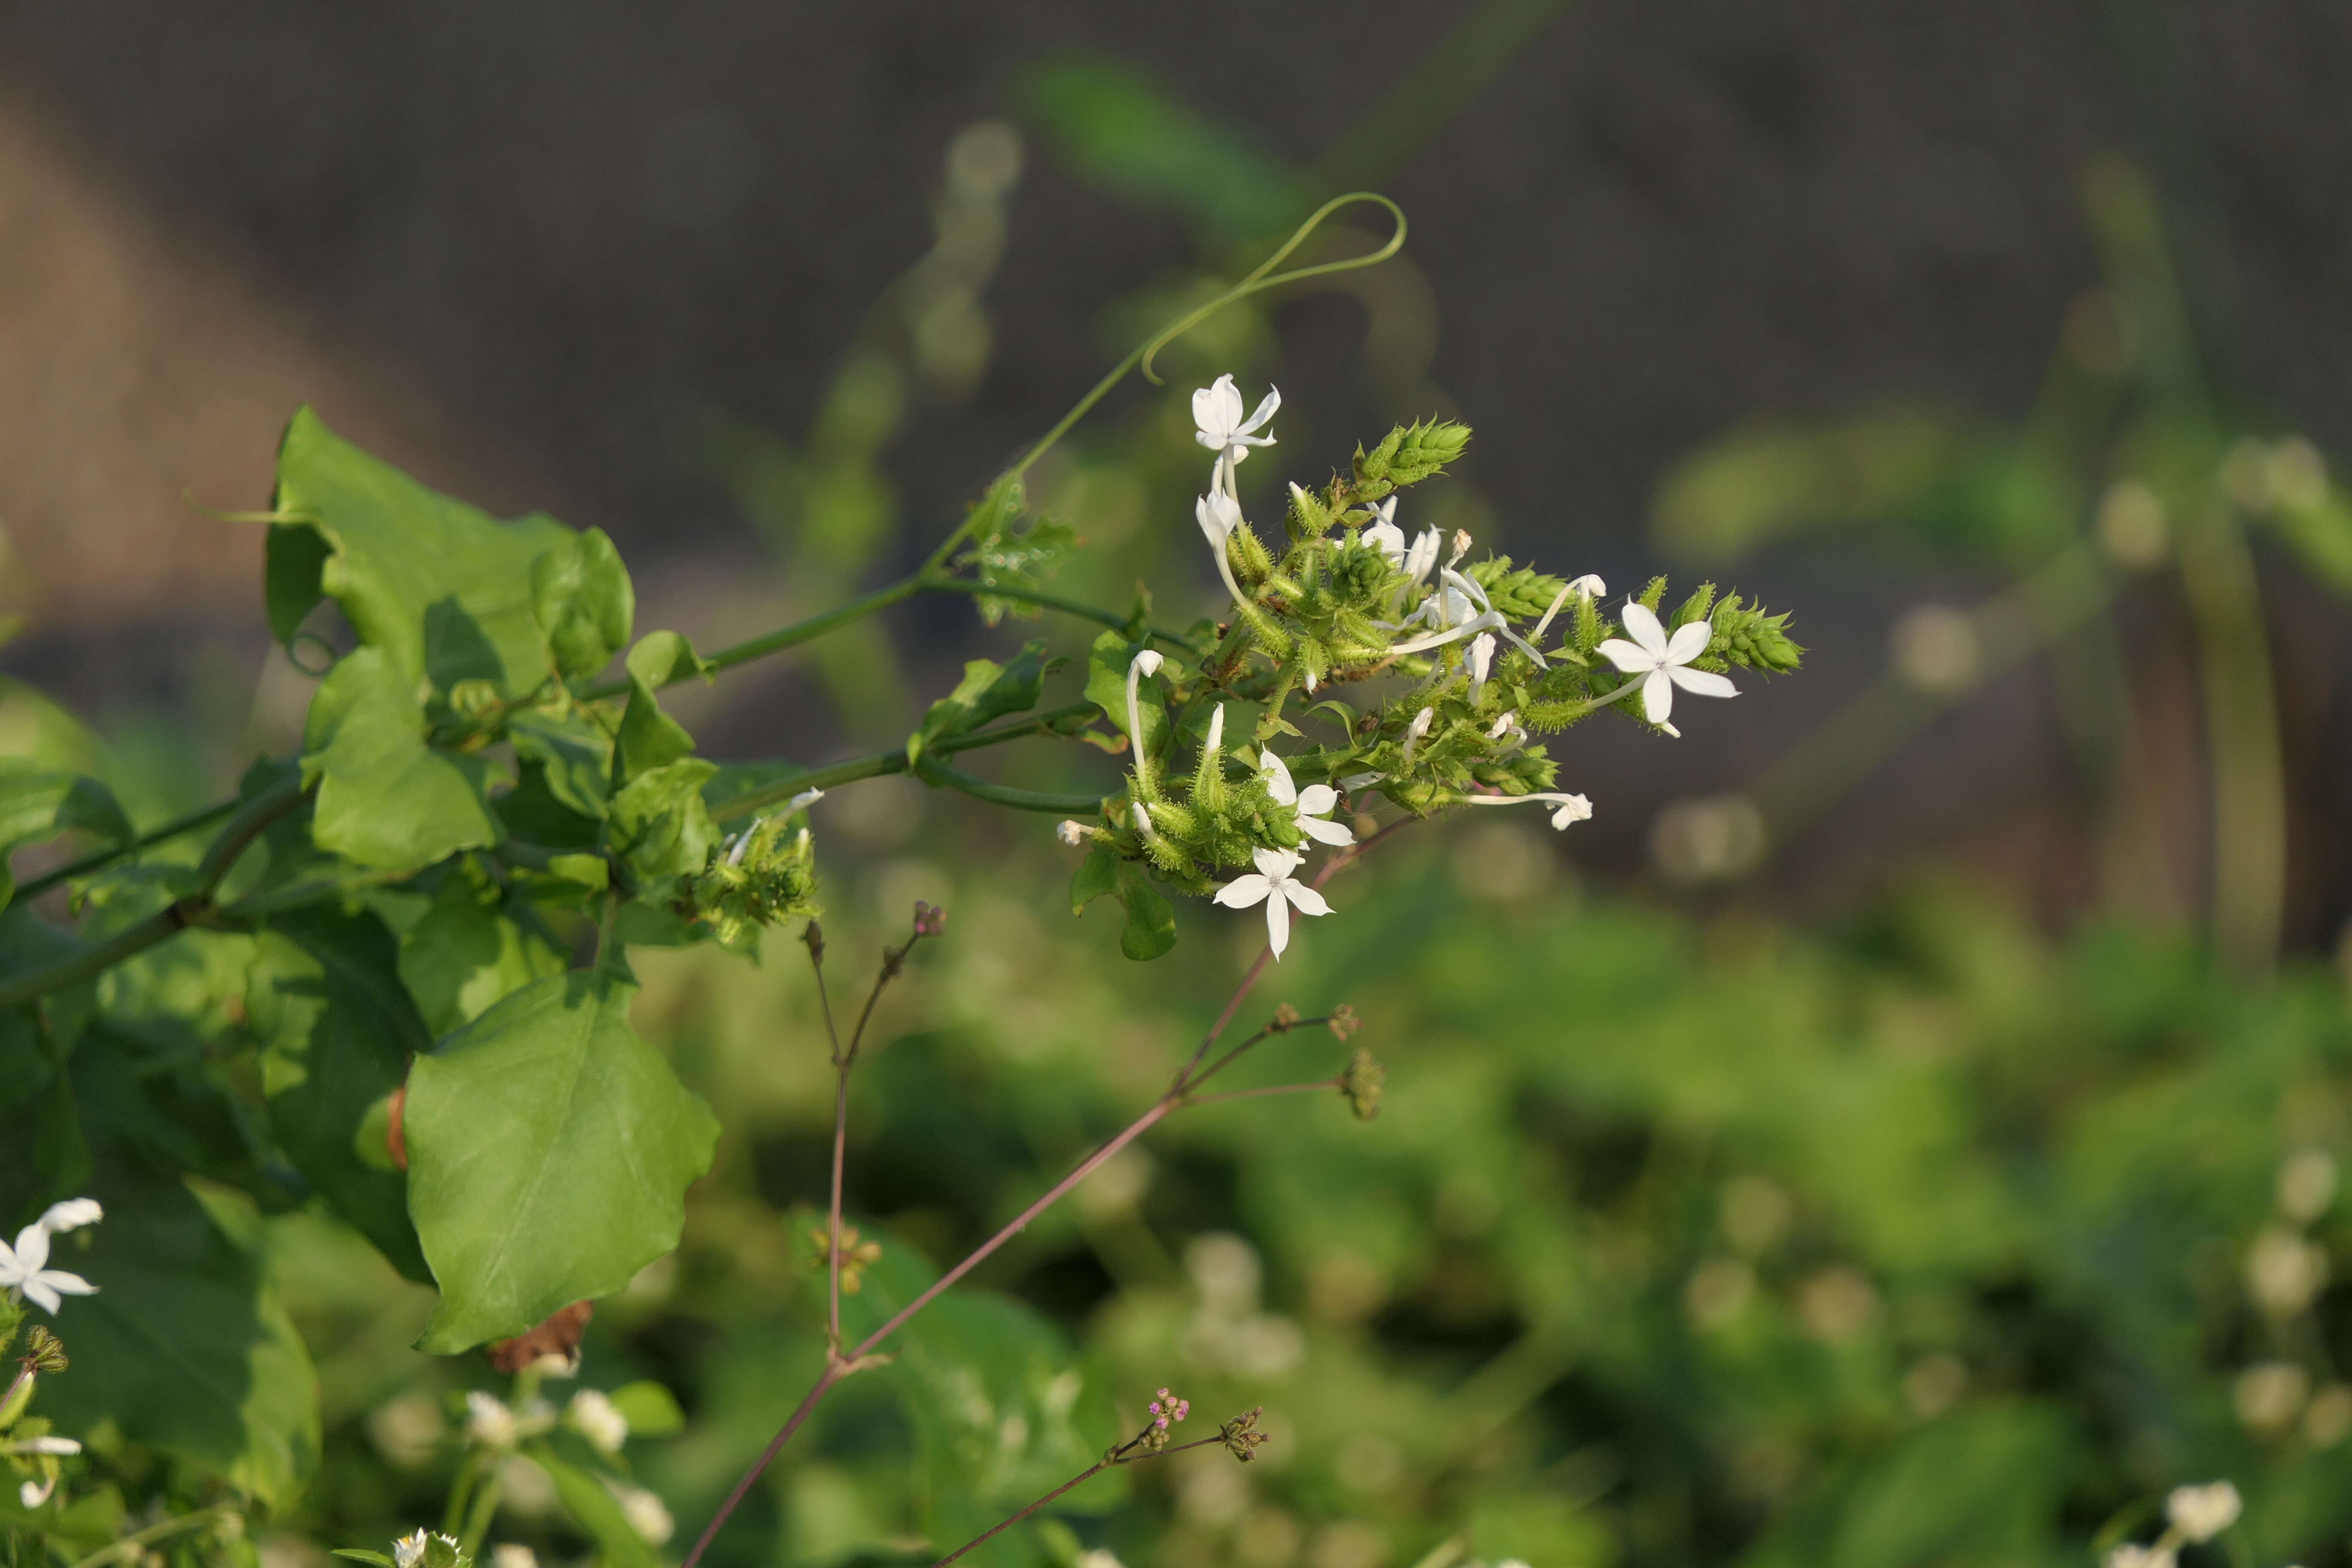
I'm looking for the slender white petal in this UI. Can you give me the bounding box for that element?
[12,1226,49,1275]
[1192,376,1242,444]
[1299,815,1355,846]
[1362,498,1404,562]
[1195,493,1248,604]
[1205,703,1225,753]
[1260,750,1298,806]
[1339,772,1384,790]
[1467,633,1496,704]
[1252,845,1303,879]
[1667,666,1738,698]
[1296,784,1338,816]
[1595,637,1654,674]
[1264,891,1290,958]
[1663,619,1712,664]
[1132,802,1155,836]
[1642,669,1674,724]
[1214,875,1272,908]
[37,1199,101,1234]
[1401,528,1442,585]
[1619,601,1671,658]
[14,1436,80,1456]
[21,1277,60,1314]
[1284,885,1332,918]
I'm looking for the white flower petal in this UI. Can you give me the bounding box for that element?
[1299,816,1356,846]
[1283,885,1332,918]
[12,1225,49,1274]
[21,1276,61,1315]
[37,1269,93,1298]
[1595,637,1655,674]
[1666,666,1738,699]
[1642,668,1675,725]
[1619,601,1670,658]
[1264,891,1290,959]
[1663,619,1712,664]
[1213,875,1272,909]
[1295,784,1338,817]
[1193,376,1240,438]
[16,1436,80,1456]
[38,1199,101,1234]
[1260,750,1298,806]
[1549,795,1594,828]
[1239,386,1281,436]
[1251,845,1303,880]
[1131,649,1165,680]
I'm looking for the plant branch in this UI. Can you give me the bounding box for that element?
[66,1509,230,1568]
[14,796,239,903]
[931,1432,1228,1568]
[1182,1080,1340,1106]
[0,775,308,1011]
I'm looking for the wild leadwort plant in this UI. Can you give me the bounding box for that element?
[0,191,1801,1566]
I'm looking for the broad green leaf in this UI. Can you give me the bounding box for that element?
[615,632,707,781]
[0,758,132,909]
[906,640,1053,766]
[531,527,635,679]
[406,973,720,1352]
[331,1553,396,1567]
[37,1136,321,1508]
[508,710,614,820]
[1115,863,1176,961]
[301,648,502,871]
[1069,844,1118,916]
[245,909,432,1282]
[607,758,720,894]
[529,1444,660,1568]
[494,761,604,851]
[398,872,565,1037]
[270,406,574,695]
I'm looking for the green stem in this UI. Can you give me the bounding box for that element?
[919,576,1196,650]
[0,777,306,1011]
[917,762,1103,815]
[709,702,1104,824]
[2178,503,2285,975]
[67,1509,228,1568]
[14,796,239,903]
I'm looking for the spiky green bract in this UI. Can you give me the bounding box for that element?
[688,818,821,950]
[1464,557,1571,620]
[1351,420,1472,502]
[1711,594,1806,673]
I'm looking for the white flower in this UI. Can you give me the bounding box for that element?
[491,1547,539,1568]
[8,1436,81,1456]
[1212,847,1332,960]
[1389,567,1548,667]
[1124,648,1167,784]
[1056,819,1090,847]
[1192,374,1280,497]
[1531,574,1607,640]
[1400,706,1435,769]
[2165,1481,2242,1544]
[1486,710,1527,748]
[2104,1547,2174,1568]
[19,1476,55,1509]
[1401,527,1442,587]
[1259,751,1353,847]
[567,1388,630,1455]
[393,1530,432,1568]
[1195,491,1248,605]
[614,1484,675,1545]
[1205,702,1226,754]
[465,1390,520,1449]
[1467,632,1497,705]
[37,1199,101,1234]
[1361,496,1405,562]
[0,1224,96,1315]
[1463,791,1593,830]
[1596,601,1736,735]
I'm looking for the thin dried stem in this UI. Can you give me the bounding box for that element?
[931,1431,1226,1568]
[1182,1080,1340,1107]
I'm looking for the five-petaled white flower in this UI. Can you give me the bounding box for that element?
[1192,374,1280,498]
[1260,750,1353,847]
[2165,1482,2241,1544]
[0,1222,96,1316]
[1213,847,1332,960]
[1596,601,1736,736]
[1194,491,1248,605]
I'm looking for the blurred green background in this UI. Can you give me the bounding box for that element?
[9,2,2352,1565]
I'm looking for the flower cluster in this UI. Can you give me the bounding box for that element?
[689,790,824,950]
[2104,1480,2244,1568]
[1068,374,1804,962]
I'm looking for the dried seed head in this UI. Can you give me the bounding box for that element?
[1222,1406,1270,1462]
[1271,1004,1301,1031]
[22,1327,67,1375]
[1328,1004,1360,1041]
[1339,1048,1385,1121]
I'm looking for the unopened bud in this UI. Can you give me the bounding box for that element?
[1271,1004,1300,1031]
[1329,1004,1360,1041]
[913,901,946,937]
[802,921,827,962]
[1339,1048,1385,1121]
[1056,819,1089,847]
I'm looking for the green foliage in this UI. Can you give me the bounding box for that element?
[299,648,503,872]
[955,510,1082,628]
[908,641,1057,766]
[0,760,131,910]
[405,973,720,1353]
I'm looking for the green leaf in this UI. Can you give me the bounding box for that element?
[1070,845,1118,916]
[0,758,132,909]
[37,1136,321,1508]
[529,1445,660,1568]
[508,710,614,820]
[301,648,502,871]
[245,908,433,1282]
[615,632,707,781]
[907,640,1051,765]
[531,527,635,679]
[269,405,575,695]
[607,759,720,895]
[1114,863,1176,961]
[399,873,566,1037]
[0,1004,87,1228]
[331,1553,398,1567]
[406,973,720,1353]
[606,1379,686,1437]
